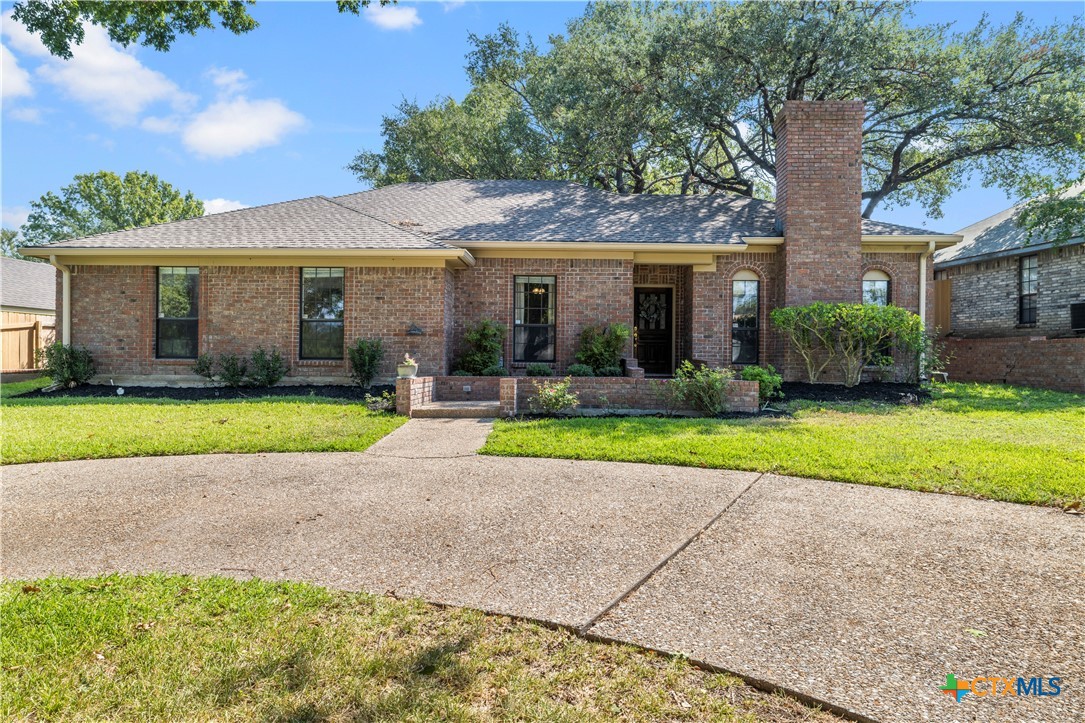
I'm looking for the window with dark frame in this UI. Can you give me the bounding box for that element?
[156,267,199,359]
[513,275,555,363]
[731,276,759,365]
[300,268,345,359]
[1019,255,1037,325]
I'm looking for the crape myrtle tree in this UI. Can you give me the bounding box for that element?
[20,171,204,248]
[350,1,1085,238]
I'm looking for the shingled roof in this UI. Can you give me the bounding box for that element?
[1,257,56,312]
[935,184,1085,268]
[23,180,951,253]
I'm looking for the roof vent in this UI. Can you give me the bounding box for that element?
[1071,302,1085,333]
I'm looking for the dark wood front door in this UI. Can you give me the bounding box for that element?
[634,287,673,376]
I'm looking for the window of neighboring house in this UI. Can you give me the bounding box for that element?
[156,267,199,359]
[513,275,556,362]
[731,271,759,365]
[862,270,891,306]
[300,268,345,359]
[1019,255,1038,325]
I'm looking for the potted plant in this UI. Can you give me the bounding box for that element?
[397,353,418,378]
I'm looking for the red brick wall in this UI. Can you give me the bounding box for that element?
[691,252,782,369]
[512,376,760,415]
[451,257,634,373]
[67,264,449,380]
[943,336,1085,393]
[776,100,864,307]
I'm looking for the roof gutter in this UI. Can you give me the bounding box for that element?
[49,255,71,345]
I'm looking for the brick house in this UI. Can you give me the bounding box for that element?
[22,101,959,386]
[933,185,1084,393]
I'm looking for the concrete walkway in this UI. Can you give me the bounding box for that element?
[2,418,1082,723]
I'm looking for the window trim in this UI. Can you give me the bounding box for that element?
[731,272,760,366]
[513,275,557,363]
[862,269,892,307]
[299,267,346,361]
[155,266,199,360]
[1018,254,1038,326]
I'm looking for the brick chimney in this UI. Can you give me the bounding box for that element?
[775,100,865,306]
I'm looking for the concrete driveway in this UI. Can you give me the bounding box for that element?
[3,419,1082,723]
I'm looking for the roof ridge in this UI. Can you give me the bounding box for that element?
[316,195,448,247]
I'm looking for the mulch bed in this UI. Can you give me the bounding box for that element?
[18,383,396,401]
[779,381,929,406]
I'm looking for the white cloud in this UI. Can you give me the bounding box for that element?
[7,106,42,122]
[203,198,249,215]
[182,96,306,158]
[364,5,422,30]
[206,66,248,95]
[2,206,31,230]
[441,1,466,11]
[140,115,182,134]
[2,44,32,98]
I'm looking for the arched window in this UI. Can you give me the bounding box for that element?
[862,270,891,306]
[731,270,760,365]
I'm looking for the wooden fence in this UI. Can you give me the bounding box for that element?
[2,311,56,372]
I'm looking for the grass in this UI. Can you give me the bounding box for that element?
[1,394,405,465]
[0,575,832,722]
[0,374,51,399]
[483,383,1085,507]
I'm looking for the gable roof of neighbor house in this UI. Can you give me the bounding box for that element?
[21,179,953,255]
[1,257,56,313]
[934,183,1085,268]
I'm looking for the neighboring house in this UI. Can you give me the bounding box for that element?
[933,186,1085,393]
[21,101,959,386]
[1,256,57,372]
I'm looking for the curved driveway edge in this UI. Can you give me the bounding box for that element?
[2,418,1082,723]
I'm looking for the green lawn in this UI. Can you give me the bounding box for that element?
[0,374,51,398]
[0,575,831,722]
[483,383,1085,507]
[2,394,404,464]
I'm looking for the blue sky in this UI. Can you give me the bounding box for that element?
[1,1,1080,234]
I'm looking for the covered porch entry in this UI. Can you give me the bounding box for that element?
[632,264,693,377]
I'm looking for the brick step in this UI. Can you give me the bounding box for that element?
[411,401,501,419]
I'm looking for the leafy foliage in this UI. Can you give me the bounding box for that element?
[575,323,631,374]
[527,377,580,415]
[248,348,287,388]
[363,390,397,413]
[347,338,384,389]
[669,361,736,416]
[36,343,95,387]
[10,1,386,59]
[1,228,23,259]
[216,353,248,389]
[769,303,840,384]
[351,3,1084,220]
[740,365,783,404]
[191,354,216,382]
[21,171,204,248]
[524,363,553,376]
[456,319,507,374]
[565,364,595,377]
[480,364,509,377]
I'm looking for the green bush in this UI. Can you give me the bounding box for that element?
[527,377,580,415]
[36,343,95,387]
[525,363,553,377]
[364,390,397,412]
[451,369,473,377]
[456,319,507,374]
[769,302,838,383]
[248,347,286,387]
[740,364,783,404]
[575,323,631,373]
[565,363,595,377]
[217,353,248,388]
[596,365,623,377]
[347,338,384,389]
[191,353,215,382]
[480,364,509,377]
[670,361,735,416]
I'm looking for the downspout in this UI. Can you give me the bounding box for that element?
[918,240,937,379]
[49,255,71,345]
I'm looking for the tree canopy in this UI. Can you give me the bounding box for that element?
[350,1,1084,233]
[21,171,205,247]
[10,0,384,59]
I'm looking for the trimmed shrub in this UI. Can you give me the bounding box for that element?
[192,353,216,383]
[364,390,396,412]
[451,369,473,377]
[596,365,623,377]
[347,338,384,389]
[740,364,783,404]
[670,360,735,416]
[480,364,509,377]
[217,353,248,388]
[248,347,286,388]
[565,363,595,377]
[37,343,95,387]
[527,377,580,415]
[456,319,507,374]
[525,363,553,377]
[770,302,838,383]
[575,323,631,374]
